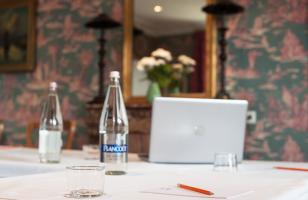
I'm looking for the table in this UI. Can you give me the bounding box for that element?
[0,147,307,200]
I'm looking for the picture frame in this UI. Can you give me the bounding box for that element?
[0,0,36,72]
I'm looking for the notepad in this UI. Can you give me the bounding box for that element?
[142,186,254,199]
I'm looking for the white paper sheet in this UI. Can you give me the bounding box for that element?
[142,185,254,199]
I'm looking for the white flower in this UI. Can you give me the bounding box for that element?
[172,63,183,71]
[172,72,182,80]
[186,66,195,73]
[151,48,172,61]
[178,55,196,66]
[136,57,156,71]
[155,59,166,66]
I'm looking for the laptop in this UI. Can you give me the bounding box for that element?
[149,97,248,163]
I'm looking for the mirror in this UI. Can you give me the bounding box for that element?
[123,0,217,105]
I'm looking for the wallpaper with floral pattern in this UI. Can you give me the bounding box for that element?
[0,0,123,147]
[226,0,308,161]
[0,0,307,162]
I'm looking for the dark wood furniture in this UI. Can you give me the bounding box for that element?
[0,120,4,144]
[86,103,103,145]
[126,105,151,154]
[86,103,151,154]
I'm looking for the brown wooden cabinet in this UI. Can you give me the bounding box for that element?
[85,102,102,145]
[126,105,151,154]
[86,102,151,154]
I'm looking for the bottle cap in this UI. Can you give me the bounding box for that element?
[49,82,57,90]
[110,71,120,78]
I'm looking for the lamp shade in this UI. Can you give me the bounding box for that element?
[202,0,244,16]
[85,13,121,29]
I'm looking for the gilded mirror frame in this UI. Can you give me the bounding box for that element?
[123,0,217,105]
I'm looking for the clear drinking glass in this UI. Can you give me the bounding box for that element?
[66,165,105,198]
[213,153,238,172]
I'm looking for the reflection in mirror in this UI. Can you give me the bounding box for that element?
[132,0,206,97]
[123,0,217,104]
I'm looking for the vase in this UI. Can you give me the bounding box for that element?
[160,87,169,97]
[169,86,180,94]
[181,75,189,93]
[146,82,161,103]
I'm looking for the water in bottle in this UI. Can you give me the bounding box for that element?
[99,71,129,175]
[39,82,63,163]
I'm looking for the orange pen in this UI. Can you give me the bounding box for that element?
[274,166,308,172]
[177,183,214,196]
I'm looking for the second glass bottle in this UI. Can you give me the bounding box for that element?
[99,71,129,175]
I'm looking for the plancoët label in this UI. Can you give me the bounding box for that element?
[101,144,128,153]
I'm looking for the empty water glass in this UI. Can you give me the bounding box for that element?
[65,165,105,198]
[213,153,238,172]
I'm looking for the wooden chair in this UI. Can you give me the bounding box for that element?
[0,120,4,144]
[26,120,76,149]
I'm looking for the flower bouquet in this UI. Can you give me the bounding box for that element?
[136,48,196,102]
[171,55,196,93]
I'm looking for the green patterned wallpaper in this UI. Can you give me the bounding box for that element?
[227,0,308,161]
[0,0,123,147]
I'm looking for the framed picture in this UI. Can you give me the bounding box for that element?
[0,0,36,72]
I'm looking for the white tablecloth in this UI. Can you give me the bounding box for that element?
[0,147,307,200]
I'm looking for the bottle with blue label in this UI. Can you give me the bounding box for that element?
[99,71,129,175]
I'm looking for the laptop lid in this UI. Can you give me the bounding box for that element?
[149,97,248,163]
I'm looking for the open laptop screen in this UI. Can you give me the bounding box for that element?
[149,97,248,163]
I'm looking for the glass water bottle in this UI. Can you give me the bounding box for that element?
[99,71,129,175]
[38,82,63,163]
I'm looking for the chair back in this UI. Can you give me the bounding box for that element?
[0,120,4,144]
[26,120,76,149]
